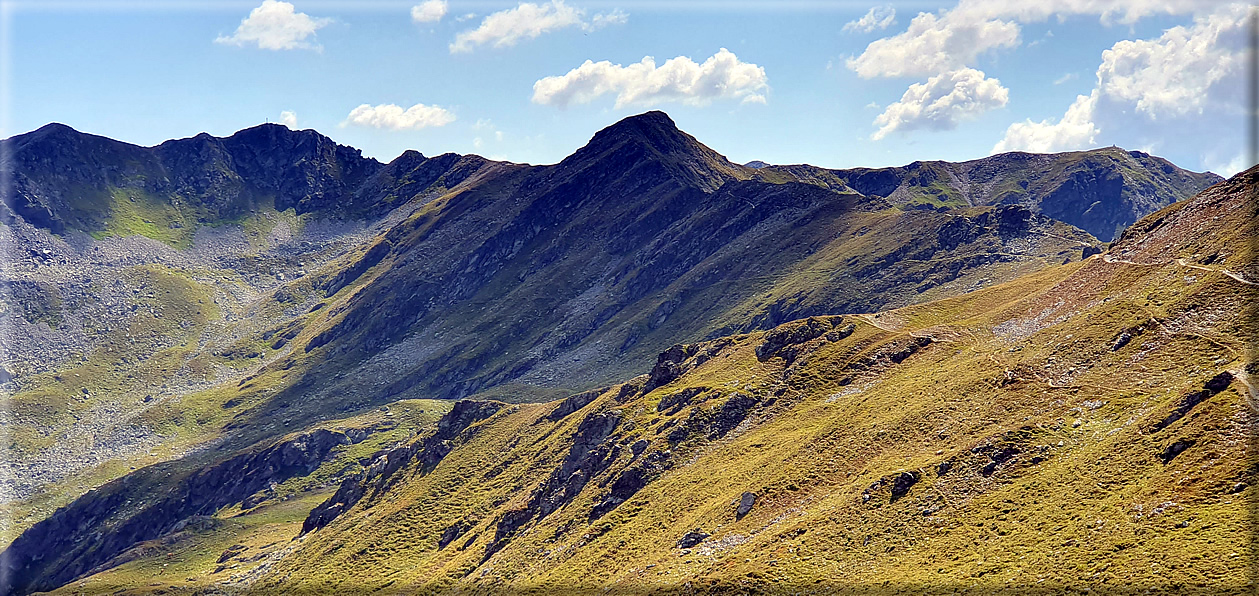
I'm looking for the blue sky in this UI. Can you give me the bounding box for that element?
[3,1,1251,175]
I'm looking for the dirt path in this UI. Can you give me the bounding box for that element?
[1232,369,1259,414]
[1100,254,1259,287]
[854,313,955,343]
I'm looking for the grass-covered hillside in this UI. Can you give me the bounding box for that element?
[11,160,1254,596]
[0,112,1237,595]
[1,113,1109,547]
[235,166,1255,594]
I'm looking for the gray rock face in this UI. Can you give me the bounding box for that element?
[756,316,839,362]
[677,529,710,548]
[0,428,350,596]
[736,491,756,519]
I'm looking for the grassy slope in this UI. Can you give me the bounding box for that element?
[6,131,1234,594]
[234,169,1255,593]
[42,399,452,596]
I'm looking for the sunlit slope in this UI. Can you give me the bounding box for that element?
[250,168,1255,594]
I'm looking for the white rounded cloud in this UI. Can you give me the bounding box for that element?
[214,0,331,51]
[1097,5,1248,118]
[872,68,1008,140]
[993,91,1101,153]
[412,0,449,23]
[343,103,456,130]
[531,49,768,109]
[847,11,1020,79]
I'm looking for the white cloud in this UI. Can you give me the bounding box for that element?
[1204,152,1247,177]
[843,5,896,33]
[589,9,629,29]
[1053,72,1077,85]
[411,0,448,23]
[951,0,1229,26]
[994,4,1249,155]
[993,90,1100,153]
[531,48,768,109]
[872,68,1008,140]
[847,11,1020,78]
[342,103,456,130]
[280,110,298,128]
[1096,5,1249,118]
[847,0,1233,79]
[214,0,331,51]
[450,0,626,53]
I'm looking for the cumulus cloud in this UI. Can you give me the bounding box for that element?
[1096,5,1248,118]
[848,0,1228,79]
[847,11,1020,78]
[342,103,456,130]
[843,5,896,33]
[411,0,448,23]
[993,90,1100,153]
[214,0,331,51]
[531,48,768,109]
[994,4,1249,155]
[872,68,1008,140]
[450,0,626,53]
[280,110,298,128]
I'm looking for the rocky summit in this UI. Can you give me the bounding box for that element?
[0,112,1247,595]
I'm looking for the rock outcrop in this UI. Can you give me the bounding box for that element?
[1,429,350,596]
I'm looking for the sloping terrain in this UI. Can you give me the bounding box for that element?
[241,165,1250,593]
[0,113,1233,594]
[8,162,1254,595]
[1,113,1115,538]
[217,166,1251,594]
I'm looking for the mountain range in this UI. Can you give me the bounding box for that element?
[0,112,1244,595]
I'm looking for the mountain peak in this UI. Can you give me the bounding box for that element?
[580,110,687,155]
[561,111,747,192]
[31,122,79,136]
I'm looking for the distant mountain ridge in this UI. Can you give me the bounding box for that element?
[2,123,387,237]
[3,116,1220,244]
[763,147,1222,241]
[0,113,1221,408]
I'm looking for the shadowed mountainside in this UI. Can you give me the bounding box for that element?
[0,112,1233,595]
[10,162,1253,596]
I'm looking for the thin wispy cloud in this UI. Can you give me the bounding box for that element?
[843,6,896,33]
[450,0,626,53]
